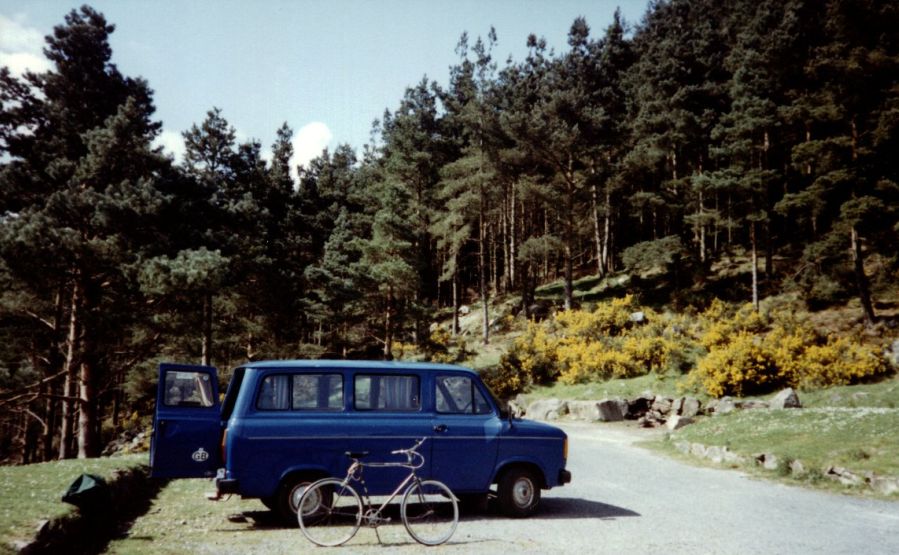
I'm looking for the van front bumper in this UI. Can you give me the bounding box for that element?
[559,469,572,485]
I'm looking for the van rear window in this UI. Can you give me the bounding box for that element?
[354,374,420,411]
[256,374,343,411]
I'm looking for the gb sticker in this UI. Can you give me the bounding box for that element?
[192,447,209,462]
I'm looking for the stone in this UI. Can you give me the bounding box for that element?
[458,305,470,315]
[705,446,725,464]
[723,450,746,465]
[666,414,693,430]
[690,443,707,458]
[674,441,691,455]
[626,392,654,419]
[651,396,674,415]
[789,459,806,476]
[680,396,701,418]
[886,339,899,368]
[629,311,647,324]
[770,388,801,409]
[755,453,779,470]
[527,399,569,420]
[596,398,626,422]
[871,476,899,496]
[507,400,526,418]
[826,466,864,487]
[737,400,769,410]
[713,397,736,416]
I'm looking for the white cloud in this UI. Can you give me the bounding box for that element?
[0,15,51,76]
[153,129,186,163]
[291,121,333,180]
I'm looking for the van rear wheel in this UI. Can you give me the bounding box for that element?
[275,476,315,524]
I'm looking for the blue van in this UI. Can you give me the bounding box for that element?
[151,360,570,520]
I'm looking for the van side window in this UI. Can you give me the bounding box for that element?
[257,375,290,410]
[164,370,215,407]
[293,374,343,410]
[436,375,492,415]
[354,374,420,411]
[257,374,344,410]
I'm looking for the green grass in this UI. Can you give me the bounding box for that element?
[0,454,145,552]
[666,408,899,476]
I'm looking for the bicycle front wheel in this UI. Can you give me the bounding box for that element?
[297,478,362,547]
[401,479,458,546]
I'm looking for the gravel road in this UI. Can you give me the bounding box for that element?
[146,421,899,554]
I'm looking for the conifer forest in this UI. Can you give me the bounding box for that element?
[1,0,898,462]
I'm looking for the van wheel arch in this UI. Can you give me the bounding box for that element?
[495,463,545,518]
[275,471,329,524]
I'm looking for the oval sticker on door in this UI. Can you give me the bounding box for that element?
[192,447,209,462]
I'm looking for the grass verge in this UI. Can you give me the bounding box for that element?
[0,454,145,553]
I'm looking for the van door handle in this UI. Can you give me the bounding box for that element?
[433,424,448,433]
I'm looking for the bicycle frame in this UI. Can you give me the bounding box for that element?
[341,443,426,523]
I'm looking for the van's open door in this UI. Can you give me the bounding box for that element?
[150,363,222,478]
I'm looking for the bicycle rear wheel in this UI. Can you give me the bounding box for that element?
[401,479,458,546]
[297,478,362,547]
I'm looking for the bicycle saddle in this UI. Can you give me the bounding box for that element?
[345,450,369,459]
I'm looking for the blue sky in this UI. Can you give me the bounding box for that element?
[1,0,649,170]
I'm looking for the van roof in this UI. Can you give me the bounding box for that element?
[242,360,478,374]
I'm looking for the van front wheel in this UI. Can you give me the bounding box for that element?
[497,468,541,518]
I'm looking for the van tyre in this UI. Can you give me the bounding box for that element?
[275,477,314,524]
[498,468,541,517]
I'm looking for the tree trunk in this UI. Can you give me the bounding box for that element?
[851,226,877,327]
[77,356,97,458]
[451,271,459,336]
[384,287,394,359]
[479,192,490,345]
[592,181,603,277]
[59,279,82,460]
[201,293,213,366]
[750,221,759,311]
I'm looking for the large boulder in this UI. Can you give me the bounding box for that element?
[770,387,801,409]
[596,398,627,422]
[651,396,674,416]
[527,398,569,421]
[712,396,737,416]
[666,414,693,430]
[626,392,654,419]
[567,400,600,421]
[679,396,702,418]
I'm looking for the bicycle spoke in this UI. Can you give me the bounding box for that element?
[298,479,362,547]
[401,480,458,546]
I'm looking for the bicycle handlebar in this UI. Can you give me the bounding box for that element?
[391,437,427,456]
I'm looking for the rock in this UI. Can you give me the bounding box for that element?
[713,397,737,416]
[885,339,899,368]
[737,400,770,410]
[567,400,599,421]
[458,305,470,315]
[674,441,691,454]
[666,414,693,430]
[629,311,647,324]
[596,398,626,422]
[826,466,864,487]
[690,443,707,458]
[679,396,702,418]
[626,392,654,419]
[527,399,569,420]
[507,400,526,418]
[770,388,801,409]
[705,446,725,464]
[723,450,746,465]
[871,476,899,496]
[789,459,806,477]
[755,453,779,470]
[651,396,674,415]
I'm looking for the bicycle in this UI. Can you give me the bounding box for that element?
[297,437,459,547]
